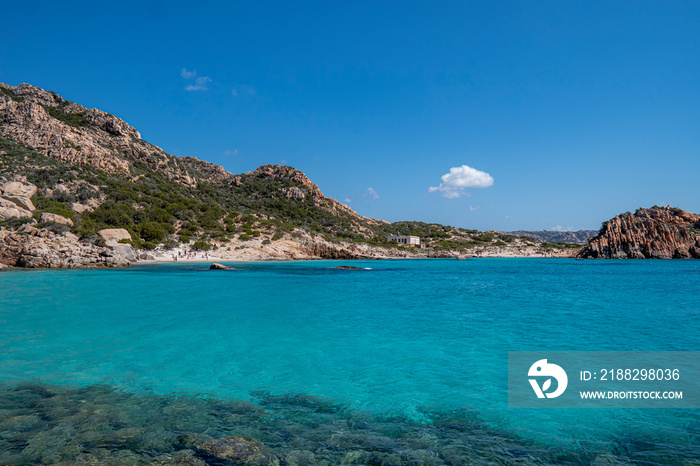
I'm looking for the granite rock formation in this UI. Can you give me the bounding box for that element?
[1,82,195,184]
[0,224,133,268]
[578,206,700,259]
[237,164,386,232]
[40,212,73,227]
[0,177,135,267]
[1,82,382,232]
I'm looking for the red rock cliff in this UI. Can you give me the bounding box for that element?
[578,206,700,259]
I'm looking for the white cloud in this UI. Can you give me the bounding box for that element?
[223,149,238,156]
[232,85,256,96]
[181,68,197,79]
[469,204,480,211]
[346,188,379,204]
[429,165,494,199]
[185,76,212,91]
[181,69,212,91]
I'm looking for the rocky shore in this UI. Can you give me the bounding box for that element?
[0,178,136,268]
[0,176,576,269]
[578,206,700,259]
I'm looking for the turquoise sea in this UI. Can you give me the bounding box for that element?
[0,259,698,464]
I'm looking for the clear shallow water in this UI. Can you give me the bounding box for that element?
[0,259,699,464]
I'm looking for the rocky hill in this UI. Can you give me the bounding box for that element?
[578,206,700,259]
[507,229,597,244]
[0,81,579,266]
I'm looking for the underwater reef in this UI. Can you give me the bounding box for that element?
[0,383,698,465]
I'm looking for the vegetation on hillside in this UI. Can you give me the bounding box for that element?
[1,81,584,255]
[1,135,579,253]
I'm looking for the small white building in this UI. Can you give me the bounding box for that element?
[387,235,420,246]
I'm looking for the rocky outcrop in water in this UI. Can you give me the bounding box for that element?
[578,206,700,259]
[209,263,232,270]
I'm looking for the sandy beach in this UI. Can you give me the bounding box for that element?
[140,233,579,265]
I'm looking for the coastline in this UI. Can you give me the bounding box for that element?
[137,235,578,265]
[0,222,578,270]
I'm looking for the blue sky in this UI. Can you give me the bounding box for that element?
[1,1,698,231]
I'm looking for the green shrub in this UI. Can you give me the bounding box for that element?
[86,202,135,228]
[41,105,92,128]
[138,222,167,242]
[32,192,74,220]
[192,240,211,251]
[0,217,34,229]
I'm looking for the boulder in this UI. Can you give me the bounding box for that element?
[104,240,137,262]
[282,186,306,200]
[97,228,132,242]
[209,263,232,270]
[71,202,92,213]
[0,198,33,220]
[1,181,37,198]
[196,436,280,466]
[1,195,35,211]
[40,212,73,227]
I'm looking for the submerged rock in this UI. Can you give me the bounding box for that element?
[210,263,232,270]
[196,436,280,465]
[332,265,363,270]
[161,456,208,465]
